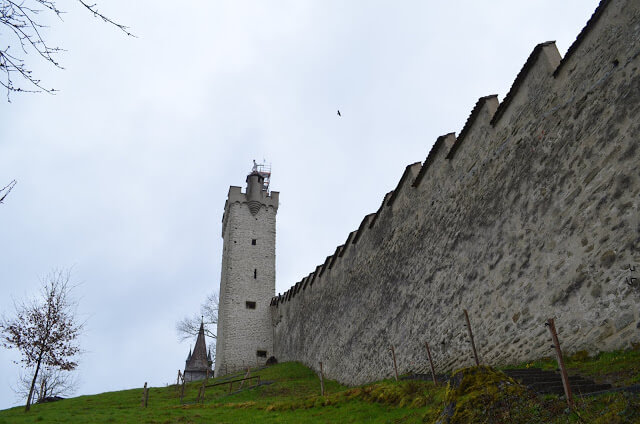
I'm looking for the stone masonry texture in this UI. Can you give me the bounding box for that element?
[271,0,640,386]
[215,177,278,376]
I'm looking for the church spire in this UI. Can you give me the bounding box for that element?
[183,315,210,381]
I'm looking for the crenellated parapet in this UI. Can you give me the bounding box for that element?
[446,95,498,160]
[270,0,640,386]
[222,183,279,237]
[383,162,421,210]
[490,42,560,128]
[412,132,455,188]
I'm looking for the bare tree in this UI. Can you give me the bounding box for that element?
[14,366,77,403]
[0,179,17,204]
[0,269,84,411]
[1,1,133,100]
[176,292,218,343]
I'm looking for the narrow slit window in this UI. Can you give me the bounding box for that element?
[256,350,267,358]
[245,301,256,309]
[252,239,257,245]
[254,269,257,279]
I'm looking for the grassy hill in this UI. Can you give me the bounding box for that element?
[0,349,638,423]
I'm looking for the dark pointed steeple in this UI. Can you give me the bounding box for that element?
[183,317,212,381]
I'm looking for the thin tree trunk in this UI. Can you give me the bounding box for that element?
[25,356,43,412]
[28,302,53,411]
[39,376,45,403]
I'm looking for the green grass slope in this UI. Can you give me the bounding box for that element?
[0,362,442,424]
[0,349,638,423]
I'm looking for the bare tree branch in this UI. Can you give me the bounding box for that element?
[176,292,218,342]
[0,180,17,204]
[13,367,77,403]
[76,1,133,37]
[0,0,133,101]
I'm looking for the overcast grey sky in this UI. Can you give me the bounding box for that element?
[0,0,600,409]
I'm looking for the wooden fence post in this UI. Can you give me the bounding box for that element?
[180,379,186,403]
[141,382,148,408]
[198,380,206,403]
[547,318,574,409]
[239,368,251,389]
[425,341,438,386]
[390,345,399,381]
[319,362,325,396]
[463,309,480,366]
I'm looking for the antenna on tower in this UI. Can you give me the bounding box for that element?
[251,159,272,193]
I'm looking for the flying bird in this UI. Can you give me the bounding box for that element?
[337,110,341,117]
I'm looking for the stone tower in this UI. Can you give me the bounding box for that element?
[214,163,278,376]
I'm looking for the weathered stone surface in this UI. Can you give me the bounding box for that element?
[615,312,635,331]
[271,0,640,386]
[215,173,278,376]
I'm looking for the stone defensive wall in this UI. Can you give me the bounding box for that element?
[271,0,640,385]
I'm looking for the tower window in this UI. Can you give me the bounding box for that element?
[252,239,256,245]
[254,269,257,279]
[256,350,267,358]
[245,301,256,309]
